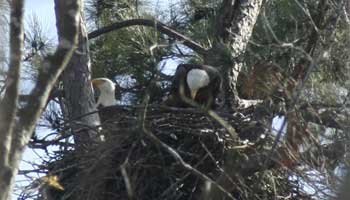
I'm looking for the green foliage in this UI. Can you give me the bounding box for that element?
[245,0,349,89]
[246,0,309,68]
[86,0,140,27]
[88,0,177,103]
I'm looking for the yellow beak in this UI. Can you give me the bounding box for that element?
[190,89,198,99]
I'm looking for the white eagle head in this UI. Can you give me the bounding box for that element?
[92,78,118,107]
[186,69,210,99]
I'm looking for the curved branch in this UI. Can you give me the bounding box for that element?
[88,18,208,55]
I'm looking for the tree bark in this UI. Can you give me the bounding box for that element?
[0,0,8,70]
[0,1,24,199]
[206,0,266,108]
[201,0,266,198]
[0,1,81,199]
[62,14,101,149]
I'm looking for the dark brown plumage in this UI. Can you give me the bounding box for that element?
[165,64,222,109]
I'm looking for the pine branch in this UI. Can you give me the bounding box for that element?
[88,18,208,55]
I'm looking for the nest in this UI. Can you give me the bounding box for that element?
[40,105,309,200]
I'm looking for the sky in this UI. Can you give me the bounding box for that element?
[24,0,57,40]
[23,0,183,43]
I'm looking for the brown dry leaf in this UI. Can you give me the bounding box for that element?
[41,175,64,191]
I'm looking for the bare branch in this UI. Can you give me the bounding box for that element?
[0,0,24,167]
[15,0,81,142]
[0,1,24,199]
[88,18,208,55]
[0,1,81,199]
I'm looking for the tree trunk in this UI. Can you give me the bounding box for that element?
[205,0,265,108]
[62,14,101,149]
[202,0,266,199]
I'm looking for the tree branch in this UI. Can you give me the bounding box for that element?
[207,140,345,199]
[0,2,80,199]
[0,1,24,199]
[0,0,24,168]
[88,18,208,55]
[15,0,80,142]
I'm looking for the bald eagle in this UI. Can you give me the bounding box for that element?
[92,78,118,108]
[165,64,222,109]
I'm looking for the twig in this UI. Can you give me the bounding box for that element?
[120,162,133,200]
[141,103,236,200]
[88,18,208,55]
